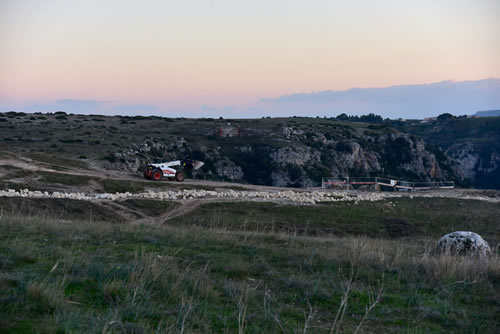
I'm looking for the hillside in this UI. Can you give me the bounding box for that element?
[390,116,500,189]
[0,112,461,188]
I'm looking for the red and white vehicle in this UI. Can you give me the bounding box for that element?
[144,159,204,182]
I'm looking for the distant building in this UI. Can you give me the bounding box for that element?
[219,123,240,137]
[421,117,437,123]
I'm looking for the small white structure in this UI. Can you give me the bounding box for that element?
[437,231,491,257]
[219,123,240,137]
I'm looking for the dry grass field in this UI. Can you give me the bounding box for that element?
[1,197,499,333]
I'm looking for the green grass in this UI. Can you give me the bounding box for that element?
[169,198,500,242]
[38,171,94,186]
[0,198,499,333]
[99,178,148,193]
[0,197,122,223]
[122,199,179,216]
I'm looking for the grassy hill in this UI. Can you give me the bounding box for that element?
[0,112,462,188]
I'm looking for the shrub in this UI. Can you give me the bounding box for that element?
[59,138,83,144]
[335,141,353,154]
[286,163,303,180]
[130,116,151,121]
[101,153,117,162]
[6,111,26,117]
[437,113,454,121]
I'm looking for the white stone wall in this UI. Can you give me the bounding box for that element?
[1,188,498,205]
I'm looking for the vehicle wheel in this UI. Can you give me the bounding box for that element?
[152,169,163,181]
[175,170,185,182]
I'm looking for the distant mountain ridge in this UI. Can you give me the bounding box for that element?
[474,110,500,117]
[259,78,500,119]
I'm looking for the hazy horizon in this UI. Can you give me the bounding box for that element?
[1,1,499,118]
[2,78,500,120]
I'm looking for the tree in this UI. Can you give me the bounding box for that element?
[336,113,349,121]
[437,113,454,121]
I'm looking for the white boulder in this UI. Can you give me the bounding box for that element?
[437,231,491,257]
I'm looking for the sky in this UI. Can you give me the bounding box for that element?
[1,0,499,118]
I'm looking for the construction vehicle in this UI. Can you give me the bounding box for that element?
[144,159,204,182]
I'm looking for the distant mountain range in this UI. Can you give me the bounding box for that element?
[474,110,500,117]
[259,78,500,119]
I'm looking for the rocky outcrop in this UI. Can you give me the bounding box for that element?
[392,116,500,189]
[101,124,462,188]
[447,143,500,188]
[437,231,491,257]
[270,146,320,166]
[100,139,189,172]
[215,158,244,181]
[447,143,480,180]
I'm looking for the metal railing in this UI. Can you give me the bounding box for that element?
[322,177,454,191]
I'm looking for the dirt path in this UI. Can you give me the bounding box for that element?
[100,201,149,221]
[157,200,203,223]
[0,156,293,192]
[2,155,500,206]
[125,200,203,225]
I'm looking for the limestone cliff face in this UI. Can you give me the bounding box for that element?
[228,128,460,187]
[270,147,320,166]
[106,125,462,187]
[389,116,500,189]
[100,140,186,172]
[446,143,500,188]
[447,143,479,180]
[215,158,244,182]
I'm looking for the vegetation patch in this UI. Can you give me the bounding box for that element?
[0,212,498,333]
[168,198,500,241]
[38,172,93,186]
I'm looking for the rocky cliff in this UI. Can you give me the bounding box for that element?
[103,118,462,187]
[390,116,500,189]
[0,113,484,188]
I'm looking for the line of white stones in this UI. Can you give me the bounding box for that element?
[0,188,399,204]
[1,188,498,204]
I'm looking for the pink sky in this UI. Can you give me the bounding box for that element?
[1,1,499,116]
